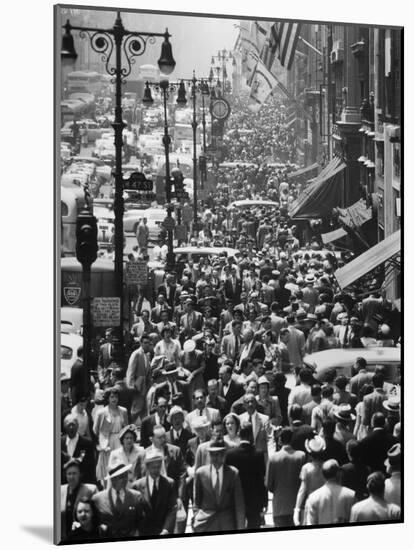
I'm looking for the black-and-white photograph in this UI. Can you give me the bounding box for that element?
[55,3,402,545]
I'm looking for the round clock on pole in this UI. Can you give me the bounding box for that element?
[210,98,231,120]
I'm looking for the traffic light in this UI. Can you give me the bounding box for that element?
[76,208,98,268]
[171,169,188,200]
[199,154,207,177]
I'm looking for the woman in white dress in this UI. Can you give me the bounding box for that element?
[223,413,241,447]
[93,387,128,488]
[108,425,145,487]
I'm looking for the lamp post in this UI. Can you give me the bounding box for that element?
[142,79,187,272]
[61,11,175,365]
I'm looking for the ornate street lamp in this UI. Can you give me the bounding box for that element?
[61,11,175,364]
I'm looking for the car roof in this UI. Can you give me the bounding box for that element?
[61,332,83,347]
[303,347,401,373]
[227,200,279,210]
[174,246,238,256]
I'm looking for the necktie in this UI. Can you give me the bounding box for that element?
[343,325,349,348]
[199,409,203,416]
[234,336,239,358]
[214,467,221,500]
[151,480,158,506]
[115,490,122,509]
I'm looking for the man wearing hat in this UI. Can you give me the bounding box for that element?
[358,413,398,473]
[384,443,401,506]
[193,441,246,532]
[333,404,357,446]
[257,376,282,427]
[92,463,147,537]
[185,416,211,468]
[383,396,400,435]
[302,274,319,314]
[132,450,177,536]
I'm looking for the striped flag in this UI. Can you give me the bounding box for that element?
[271,21,301,70]
[248,60,278,112]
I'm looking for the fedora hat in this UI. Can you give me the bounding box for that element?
[191,416,211,430]
[305,435,326,454]
[105,462,132,480]
[305,274,316,283]
[258,375,270,386]
[334,404,356,422]
[385,443,401,468]
[167,405,185,422]
[207,441,227,453]
[144,449,165,465]
[383,396,400,413]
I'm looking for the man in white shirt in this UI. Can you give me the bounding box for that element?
[186,389,221,432]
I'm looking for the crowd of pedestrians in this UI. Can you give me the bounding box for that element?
[60,93,402,542]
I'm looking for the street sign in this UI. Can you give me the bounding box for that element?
[92,297,121,327]
[63,281,82,306]
[163,216,176,231]
[126,259,148,285]
[181,205,193,223]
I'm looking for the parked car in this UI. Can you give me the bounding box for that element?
[61,307,83,335]
[303,347,401,385]
[61,331,83,381]
[123,207,166,240]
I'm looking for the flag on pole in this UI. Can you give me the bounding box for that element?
[270,21,301,70]
[248,60,278,112]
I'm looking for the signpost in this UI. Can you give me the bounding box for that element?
[92,297,121,327]
[125,259,149,286]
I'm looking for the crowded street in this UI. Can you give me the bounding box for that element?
[58,7,402,543]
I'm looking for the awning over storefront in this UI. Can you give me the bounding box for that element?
[287,162,319,180]
[289,156,347,219]
[321,227,348,244]
[334,230,401,289]
[336,199,373,228]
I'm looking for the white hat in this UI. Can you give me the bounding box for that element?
[183,339,196,353]
[144,449,165,465]
[191,416,211,430]
[105,462,132,480]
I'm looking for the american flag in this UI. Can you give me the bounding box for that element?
[263,21,301,70]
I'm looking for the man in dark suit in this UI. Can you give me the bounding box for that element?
[145,424,188,533]
[69,346,93,404]
[165,406,193,457]
[132,451,177,536]
[225,422,267,528]
[193,442,246,532]
[238,329,265,364]
[218,364,245,414]
[358,413,398,472]
[140,397,171,448]
[362,373,387,429]
[61,414,96,484]
[97,329,115,387]
[93,463,147,537]
[223,267,243,304]
[158,273,178,311]
[111,367,133,420]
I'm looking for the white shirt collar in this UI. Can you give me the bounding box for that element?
[111,488,125,503]
[66,433,79,456]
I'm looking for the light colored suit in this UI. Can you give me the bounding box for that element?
[362,388,387,426]
[305,481,355,525]
[238,411,275,458]
[193,464,246,532]
[266,445,305,518]
[287,326,306,369]
[60,483,98,540]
